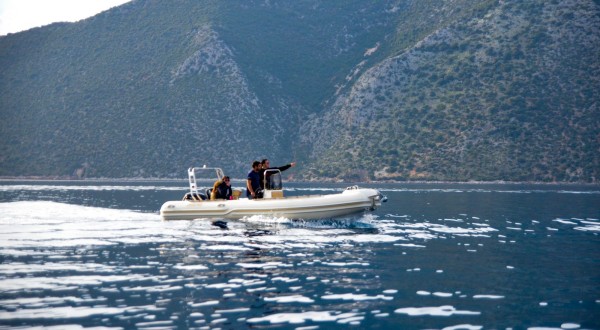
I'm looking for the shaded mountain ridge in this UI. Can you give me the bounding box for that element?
[0,0,598,182]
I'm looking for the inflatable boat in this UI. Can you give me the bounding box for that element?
[160,167,386,220]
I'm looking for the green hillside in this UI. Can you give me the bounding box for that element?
[0,0,598,182]
[301,0,600,182]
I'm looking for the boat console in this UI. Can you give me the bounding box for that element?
[263,169,284,199]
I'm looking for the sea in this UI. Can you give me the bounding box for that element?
[0,180,598,330]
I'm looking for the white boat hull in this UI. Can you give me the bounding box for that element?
[160,188,382,221]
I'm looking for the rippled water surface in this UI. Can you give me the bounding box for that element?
[0,180,599,329]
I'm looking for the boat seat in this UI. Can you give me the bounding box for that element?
[263,190,284,199]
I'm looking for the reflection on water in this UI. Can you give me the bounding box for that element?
[0,182,599,329]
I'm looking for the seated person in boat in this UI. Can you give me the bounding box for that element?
[246,161,262,199]
[211,176,232,200]
[260,159,296,191]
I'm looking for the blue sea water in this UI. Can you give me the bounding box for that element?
[0,180,598,329]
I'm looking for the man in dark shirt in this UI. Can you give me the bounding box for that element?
[246,161,262,199]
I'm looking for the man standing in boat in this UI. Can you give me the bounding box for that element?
[260,159,296,192]
[246,161,262,199]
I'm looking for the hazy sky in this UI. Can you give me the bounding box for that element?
[0,0,131,36]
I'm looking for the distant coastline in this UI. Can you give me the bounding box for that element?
[1,176,598,186]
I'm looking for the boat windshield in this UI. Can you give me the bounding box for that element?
[190,167,224,181]
[264,169,282,190]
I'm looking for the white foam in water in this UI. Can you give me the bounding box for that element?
[0,262,117,275]
[394,305,481,316]
[433,292,453,298]
[443,218,464,222]
[189,300,219,307]
[321,261,369,267]
[547,217,600,232]
[240,214,294,225]
[271,276,299,283]
[247,311,361,325]
[136,320,174,328]
[394,243,426,248]
[385,221,499,240]
[296,326,320,330]
[473,295,505,299]
[574,225,600,232]
[122,285,183,293]
[0,274,160,293]
[0,296,107,309]
[0,201,159,222]
[0,201,169,249]
[173,264,209,270]
[553,219,578,225]
[205,283,241,289]
[337,315,365,324]
[0,304,164,320]
[201,244,252,251]
[428,225,498,235]
[264,295,315,303]
[443,325,483,330]
[236,262,293,269]
[214,308,251,313]
[321,293,393,301]
[229,278,266,287]
[0,306,121,321]
[346,234,402,243]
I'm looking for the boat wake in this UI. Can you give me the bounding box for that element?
[291,214,380,229]
[235,213,379,229]
[0,200,159,222]
[0,201,385,252]
[2,200,595,255]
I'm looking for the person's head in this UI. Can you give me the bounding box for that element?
[223,176,230,185]
[261,159,270,169]
[252,161,261,171]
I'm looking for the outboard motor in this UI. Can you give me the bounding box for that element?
[379,193,388,203]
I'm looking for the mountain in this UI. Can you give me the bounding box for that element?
[0,0,598,182]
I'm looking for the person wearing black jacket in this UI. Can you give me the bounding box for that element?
[212,176,233,200]
[259,159,296,191]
